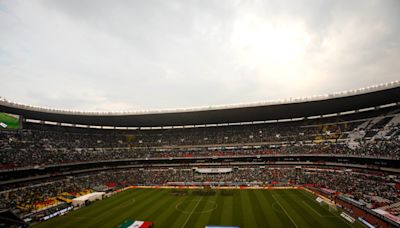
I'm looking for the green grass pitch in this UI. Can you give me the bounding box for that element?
[0,112,20,129]
[35,188,364,228]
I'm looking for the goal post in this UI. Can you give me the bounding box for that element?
[328,202,338,212]
[316,197,337,212]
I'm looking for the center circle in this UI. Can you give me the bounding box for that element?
[176,200,218,214]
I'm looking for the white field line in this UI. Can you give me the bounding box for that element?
[300,190,354,227]
[302,200,323,217]
[272,194,299,228]
[299,189,322,202]
[181,196,203,228]
[301,191,336,218]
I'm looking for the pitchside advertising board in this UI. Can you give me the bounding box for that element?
[0,112,20,129]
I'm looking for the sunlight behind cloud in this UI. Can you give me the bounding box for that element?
[230,14,313,88]
[231,14,311,65]
[0,0,399,111]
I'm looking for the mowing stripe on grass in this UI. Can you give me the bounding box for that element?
[240,190,259,228]
[142,192,181,221]
[255,190,282,228]
[272,193,299,228]
[232,190,243,227]
[299,190,355,223]
[273,190,311,227]
[297,190,333,217]
[155,192,194,226]
[34,189,366,228]
[263,190,294,228]
[192,194,220,228]
[43,189,146,227]
[283,190,326,227]
[181,196,203,228]
[95,189,167,227]
[170,195,205,227]
[247,190,269,227]
[298,190,336,216]
[207,193,224,226]
[193,195,219,227]
[296,191,336,218]
[298,190,355,228]
[302,200,323,217]
[85,189,147,217]
[70,189,139,219]
[220,191,234,226]
[84,189,156,227]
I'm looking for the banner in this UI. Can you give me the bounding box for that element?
[0,122,7,128]
[373,209,400,224]
[195,168,233,174]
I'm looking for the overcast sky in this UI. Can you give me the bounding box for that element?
[0,0,399,111]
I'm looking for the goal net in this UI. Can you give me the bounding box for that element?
[316,197,337,212]
[328,202,338,212]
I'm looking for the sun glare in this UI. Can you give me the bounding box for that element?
[231,15,311,68]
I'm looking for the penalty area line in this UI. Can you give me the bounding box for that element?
[302,200,323,217]
[272,194,299,228]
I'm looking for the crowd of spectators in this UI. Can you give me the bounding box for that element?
[1,110,399,218]
[1,117,399,169]
[0,170,136,214]
[1,167,398,216]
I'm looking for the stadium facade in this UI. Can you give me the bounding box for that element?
[1,81,400,127]
[1,82,400,227]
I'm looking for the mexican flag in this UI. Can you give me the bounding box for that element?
[119,220,153,228]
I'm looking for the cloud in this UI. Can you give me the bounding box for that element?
[0,0,399,111]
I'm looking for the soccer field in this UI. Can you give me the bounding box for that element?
[35,188,364,228]
[0,112,20,129]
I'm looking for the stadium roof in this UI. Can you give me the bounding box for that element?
[1,82,400,127]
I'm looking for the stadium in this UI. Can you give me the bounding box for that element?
[2,1,400,228]
[0,82,400,228]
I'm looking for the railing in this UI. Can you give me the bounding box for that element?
[1,81,399,116]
